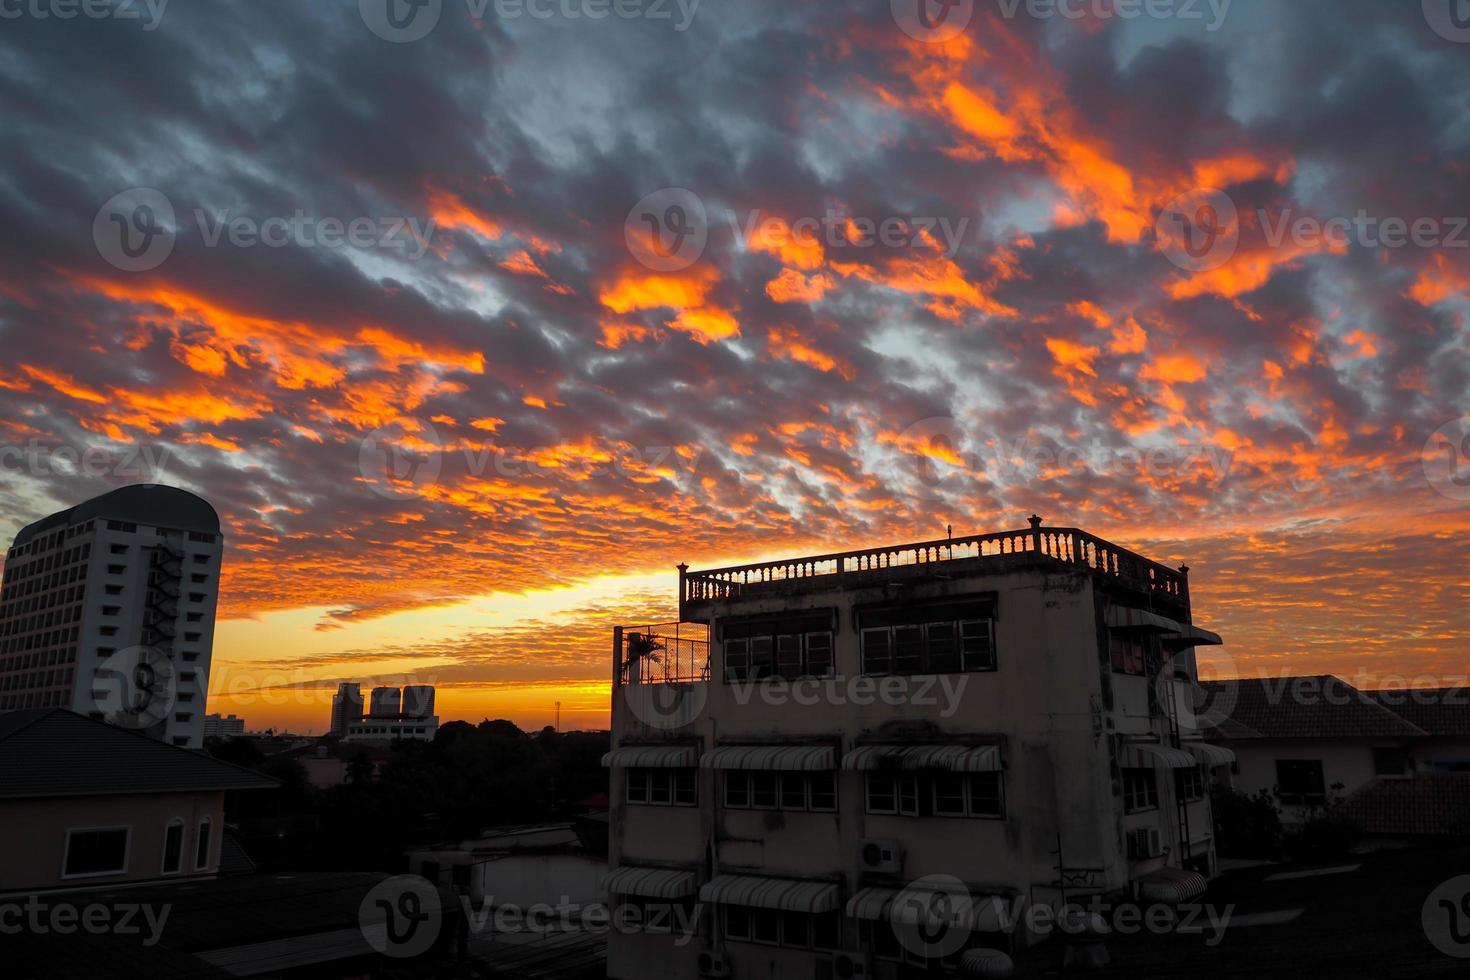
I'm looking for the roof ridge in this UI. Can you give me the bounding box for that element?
[0,707,64,742]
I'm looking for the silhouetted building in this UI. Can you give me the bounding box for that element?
[369,685,401,717]
[0,485,224,748]
[330,682,364,736]
[203,712,246,738]
[403,684,436,718]
[605,518,1229,978]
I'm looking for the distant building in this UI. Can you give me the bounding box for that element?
[605,519,1230,978]
[330,682,364,735]
[403,684,436,718]
[408,823,606,908]
[369,686,401,717]
[0,708,274,894]
[203,713,247,738]
[344,714,439,744]
[0,485,225,748]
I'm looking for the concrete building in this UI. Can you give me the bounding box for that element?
[203,712,246,738]
[330,681,364,736]
[603,519,1231,979]
[408,823,608,908]
[0,708,274,894]
[369,685,401,717]
[343,715,440,744]
[0,485,225,748]
[403,683,436,718]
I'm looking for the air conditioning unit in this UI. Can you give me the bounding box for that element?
[858,838,904,874]
[1127,827,1162,860]
[697,947,731,978]
[831,951,870,979]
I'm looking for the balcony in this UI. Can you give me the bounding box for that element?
[678,517,1191,616]
[615,622,710,686]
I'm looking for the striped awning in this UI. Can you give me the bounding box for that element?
[960,949,1016,977]
[1137,867,1209,905]
[846,885,1008,933]
[1182,741,1236,767]
[602,866,697,899]
[701,745,835,771]
[601,744,698,768]
[1122,742,1196,769]
[699,875,840,913]
[842,744,1002,772]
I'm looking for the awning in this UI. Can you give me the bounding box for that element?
[1108,606,1222,648]
[1182,741,1236,767]
[601,745,698,768]
[602,866,697,899]
[701,745,835,771]
[1137,867,1209,905]
[846,885,1008,933]
[960,949,1015,978]
[699,875,840,913]
[842,744,1002,772]
[1160,624,1223,649]
[1122,742,1196,769]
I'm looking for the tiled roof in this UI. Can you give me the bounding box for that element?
[1339,774,1470,837]
[1199,675,1427,740]
[0,709,277,799]
[1362,688,1470,737]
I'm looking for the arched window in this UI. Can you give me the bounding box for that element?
[162,819,185,874]
[195,817,212,870]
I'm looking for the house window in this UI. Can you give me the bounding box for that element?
[724,771,836,813]
[721,612,836,682]
[195,818,212,869]
[626,768,698,807]
[1176,767,1205,802]
[1123,768,1158,812]
[63,827,130,878]
[724,906,840,949]
[1110,634,1148,675]
[162,820,184,874]
[865,773,920,816]
[1275,760,1326,805]
[1372,748,1409,777]
[858,598,997,675]
[870,772,1003,819]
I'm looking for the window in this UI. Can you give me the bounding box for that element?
[865,773,920,816]
[859,598,997,675]
[1110,634,1148,675]
[162,820,184,874]
[626,768,698,807]
[724,906,837,949]
[724,771,836,813]
[1176,767,1205,802]
[721,613,835,682]
[64,828,129,877]
[926,772,1005,818]
[1123,768,1158,812]
[619,897,697,935]
[1372,748,1409,777]
[1275,760,1326,805]
[195,818,212,869]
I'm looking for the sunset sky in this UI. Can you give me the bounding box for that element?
[1,0,1467,733]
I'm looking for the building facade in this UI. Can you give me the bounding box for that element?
[370,686,401,717]
[203,713,247,738]
[0,485,224,748]
[604,520,1232,979]
[330,682,364,736]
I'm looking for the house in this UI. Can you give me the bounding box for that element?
[0,708,276,894]
[603,519,1232,980]
[1204,676,1470,837]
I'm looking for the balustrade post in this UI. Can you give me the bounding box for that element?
[1028,514,1043,554]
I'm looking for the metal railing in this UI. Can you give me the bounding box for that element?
[616,623,710,685]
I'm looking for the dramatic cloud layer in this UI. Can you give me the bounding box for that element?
[0,0,1466,728]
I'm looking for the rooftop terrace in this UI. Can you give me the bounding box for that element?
[678,516,1191,615]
